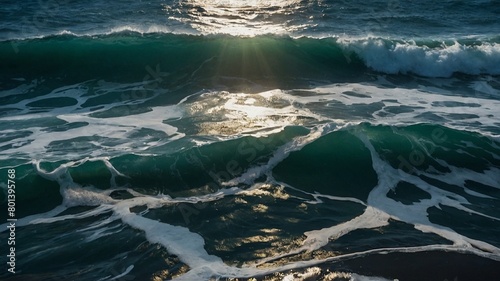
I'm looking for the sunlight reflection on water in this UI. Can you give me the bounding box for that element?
[167,0,309,36]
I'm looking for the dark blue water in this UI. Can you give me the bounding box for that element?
[2,0,500,39]
[1,1,500,280]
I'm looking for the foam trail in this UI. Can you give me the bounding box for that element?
[18,159,407,279]
[0,205,67,231]
[276,179,367,205]
[7,160,500,279]
[302,206,390,251]
[29,205,114,225]
[254,206,389,266]
[253,125,500,267]
[224,123,341,186]
[0,80,183,160]
[82,224,123,243]
[111,197,269,280]
[354,130,500,254]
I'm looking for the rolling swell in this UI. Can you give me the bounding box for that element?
[1,121,500,280]
[0,33,366,85]
[3,123,499,218]
[274,123,500,203]
[0,126,308,216]
[1,33,499,87]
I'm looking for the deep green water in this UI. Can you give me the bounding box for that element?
[1,1,500,280]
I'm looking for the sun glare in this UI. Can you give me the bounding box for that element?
[176,0,302,36]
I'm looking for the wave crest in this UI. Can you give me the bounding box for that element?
[340,38,500,77]
[1,33,499,79]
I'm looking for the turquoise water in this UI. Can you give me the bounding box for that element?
[1,1,500,280]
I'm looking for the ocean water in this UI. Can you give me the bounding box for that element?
[1,0,500,280]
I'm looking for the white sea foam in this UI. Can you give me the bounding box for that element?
[308,82,498,136]
[108,25,173,35]
[2,78,499,279]
[182,80,500,140]
[0,81,184,161]
[3,30,499,79]
[250,137,500,270]
[356,131,500,254]
[339,38,500,77]
[2,149,499,280]
[223,123,335,186]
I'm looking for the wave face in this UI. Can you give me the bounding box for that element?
[1,79,500,280]
[1,122,499,281]
[2,33,500,81]
[1,1,500,281]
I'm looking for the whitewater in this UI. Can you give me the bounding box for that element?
[1,1,500,280]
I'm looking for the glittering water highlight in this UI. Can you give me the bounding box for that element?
[1,1,500,280]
